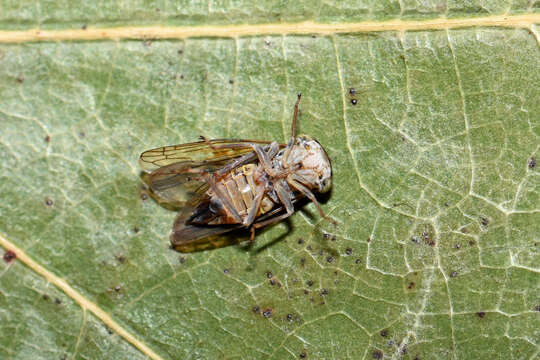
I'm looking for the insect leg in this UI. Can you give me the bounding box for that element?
[249,180,295,241]
[287,175,337,225]
[203,173,243,223]
[251,142,280,177]
[213,143,278,178]
[243,184,267,227]
[214,152,257,177]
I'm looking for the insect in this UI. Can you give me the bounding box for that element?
[140,94,333,252]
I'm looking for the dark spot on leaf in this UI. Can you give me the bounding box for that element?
[177,49,183,55]
[380,329,388,337]
[408,282,415,289]
[372,350,383,359]
[297,238,304,244]
[133,226,140,233]
[351,99,358,105]
[367,237,371,243]
[16,76,23,83]
[444,202,450,207]
[42,294,50,301]
[454,243,461,249]
[450,271,458,278]
[529,157,536,168]
[229,79,234,84]
[3,250,16,263]
[323,232,331,240]
[326,256,334,263]
[44,135,51,143]
[180,74,184,79]
[476,311,486,318]
[140,192,148,201]
[300,258,305,266]
[179,256,185,264]
[269,279,276,286]
[299,351,307,358]
[45,198,53,206]
[481,217,489,227]
[345,248,352,255]
[266,271,273,279]
[55,298,62,305]
[534,305,540,312]
[81,24,87,30]
[265,40,271,46]
[287,313,293,322]
[252,306,260,314]
[401,346,408,355]
[306,245,312,251]
[461,227,468,234]
[262,308,273,318]
[115,255,126,264]
[469,240,476,246]
[355,258,361,264]
[106,326,113,335]
[114,285,121,292]
[411,236,419,243]
[306,280,313,287]
[223,268,230,274]
[320,289,328,296]
[349,88,356,95]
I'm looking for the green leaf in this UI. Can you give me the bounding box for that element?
[1,3,539,359]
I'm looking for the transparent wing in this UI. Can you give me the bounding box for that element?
[140,139,276,209]
[139,138,273,171]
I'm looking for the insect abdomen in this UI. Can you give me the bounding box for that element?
[207,164,275,225]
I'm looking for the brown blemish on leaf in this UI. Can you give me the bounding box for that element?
[476,311,486,318]
[372,350,383,359]
[3,250,16,263]
[262,308,273,318]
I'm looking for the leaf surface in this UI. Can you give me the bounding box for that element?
[0,3,539,359]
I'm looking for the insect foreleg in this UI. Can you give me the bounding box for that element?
[287,174,336,225]
[251,142,280,177]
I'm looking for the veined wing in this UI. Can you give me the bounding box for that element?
[139,138,273,171]
[140,139,278,209]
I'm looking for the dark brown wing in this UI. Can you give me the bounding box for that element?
[140,139,273,209]
[171,200,297,253]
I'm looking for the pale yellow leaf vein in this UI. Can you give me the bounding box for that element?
[0,232,164,360]
[0,14,538,43]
